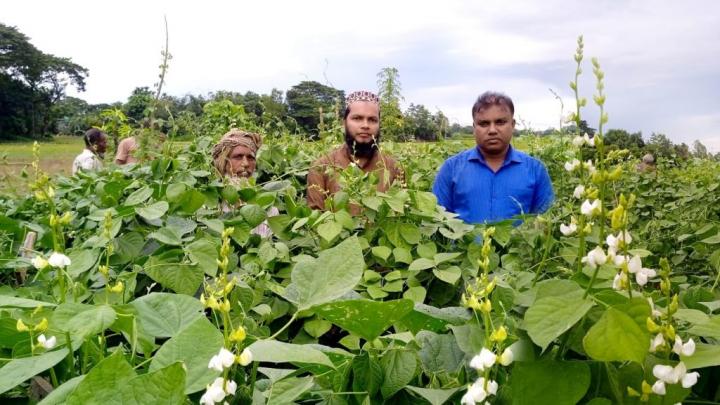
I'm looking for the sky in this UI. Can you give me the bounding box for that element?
[4,0,720,152]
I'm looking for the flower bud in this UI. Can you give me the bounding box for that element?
[59,212,73,225]
[109,281,124,294]
[16,319,30,332]
[46,186,55,199]
[34,318,48,332]
[479,299,492,314]
[237,348,253,366]
[49,214,59,227]
[646,317,660,333]
[98,265,109,277]
[664,324,676,341]
[219,299,231,313]
[229,326,247,343]
[490,326,507,343]
[668,295,679,315]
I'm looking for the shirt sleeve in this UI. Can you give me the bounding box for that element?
[306,162,328,210]
[432,159,454,211]
[531,162,554,214]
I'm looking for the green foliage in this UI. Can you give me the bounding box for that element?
[286,80,343,136]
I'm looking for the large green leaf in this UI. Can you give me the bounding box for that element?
[265,376,314,404]
[399,304,471,334]
[38,375,85,405]
[524,296,594,351]
[247,340,335,368]
[121,362,186,404]
[124,186,153,206]
[148,227,182,246]
[510,360,591,405]
[144,254,204,295]
[281,236,364,311]
[186,239,218,276]
[317,220,342,243]
[0,296,57,308]
[150,317,223,394]
[136,201,169,221]
[583,307,649,364]
[380,349,416,398]
[406,386,461,405]
[352,351,383,397]
[57,304,117,349]
[689,316,720,339]
[0,349,69,395]
[65,351,136,404]
[681,343,720,369]
[129,293,204,338]
[67,249,100,277]
[416,331,464,374]
[314,299,414,341]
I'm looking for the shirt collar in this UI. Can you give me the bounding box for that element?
[468,145,522,165]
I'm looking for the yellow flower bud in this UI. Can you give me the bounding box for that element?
[479,299,492,314]
[218,299,231,313]
[464,294,482,311]
[98,265,109,277]
[490,326,508,343]
[660,279,670,295]
[109,281,124,294]
[34,318,48,332]
[484,279,496,296]
[608,166,623,181]
[229,326,247,343]
[627,386,641,397]
[16,319,30,332]
[49,214,59,227]
[668,295,679,315]
[665,324,676,341]
[222,279,236,295]
[641,380,652,394]
[59,212,73,225]
[46,186,55,199]
[646,317,660,333]
[206,296,219,310]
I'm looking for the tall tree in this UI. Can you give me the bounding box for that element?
[376,67,406,141]
[286,81,343,136]
[124,87,154,123]
[0,23,88,138]
[405,103,438,141]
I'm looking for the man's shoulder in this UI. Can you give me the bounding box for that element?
[311,145,344,167]
[444,148,476,166]
[511,148,546,167]
[119,137,137,148]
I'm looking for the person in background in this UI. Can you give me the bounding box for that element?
[636,153,656,173]
[72,128,107,175]
[212,128,276,237]
[114,136,138,165]
[432,91,554,223]
[306,90,402,214]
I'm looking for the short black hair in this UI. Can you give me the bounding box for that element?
[472,91,515,118]
[83,128,105,147]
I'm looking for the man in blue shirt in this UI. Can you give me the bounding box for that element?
[432,91,554,223]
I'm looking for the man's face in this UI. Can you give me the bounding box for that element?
[473,104,515,157]
[95,135,108,154]
[228,144,256,177]
[344,101,380,145]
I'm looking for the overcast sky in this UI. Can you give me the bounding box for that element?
[5,0,720,152]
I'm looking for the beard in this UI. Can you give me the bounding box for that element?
[345,128,380,159]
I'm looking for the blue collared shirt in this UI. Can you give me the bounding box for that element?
[432,146,554,223]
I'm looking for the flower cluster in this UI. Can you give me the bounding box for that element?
[201,345,253,404]
[200,377,237,405]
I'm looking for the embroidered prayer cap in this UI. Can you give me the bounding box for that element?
[345,90,379,105]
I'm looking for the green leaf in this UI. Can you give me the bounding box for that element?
[371,246,392,261]
[129,293,204,338]
[281,236,364,311]
[266,376,314,404]
[510,360,591,405]
[38,375,84,405]
[405,386,461,405]
[60,305,117,348]
[689,316,720,339]
[144,254,204,295]
[0,349,69,395]
[380,349,416,398]
[409,258,435,271]
[67,249,100,277]
[314,299,415,341]
[432,266,461,284]
[136,201,169,221]
[417,242,437,259]
[113,232,144,264]
[150,317,224,394]
[399,223,421,244]
[148,227,182,246]
[65,351,136,404]
[352,352,383,397]
[121,362,186,404]
[304,318,333,338]
[240,204,266,228]
[393,247,413,264]
[433,252,462,265]
[247,340,334,368]
[700,232,720,244]
[413,191,438,213]
[124,186,153,206]
[583,307,649,364]
[166,183,187,203]
[681,343,720,369]
[317,220,342,243]
[449,323,485,356]
[416,331,464,374]
[0,296,56,308]
[399,304,471,334]
[403,286,426,303]
[179,190,206,214]
[186,239,218,277]
[524,296,594,351]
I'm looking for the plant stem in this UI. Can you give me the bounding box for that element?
[268,313,297,340]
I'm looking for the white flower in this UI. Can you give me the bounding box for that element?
[612,272,624,291]
[626,256,642,274]
[682,371,700,388]
[649,333,665,353]
[648,298,662,319]
[613,254,630,267]
[32,256,49,269]
[208,347,235,372]
[581,199,601,217]
[469,348,496,372]
[237,348,253,366]
[199,384,226,405]
[560,223,577,236]
[584,160,597,174]
[606,231,632,250]
[564,159,581,172]
[573,185,585,199]
[652,380,666,395]
[461,378,498,404]
[37,334,56,349]
[47,252,71,268]
[635,267,656,287]
[673,336,696,357]
[499,347,514,366]
[583,246,607,269]
[572,136,586,147]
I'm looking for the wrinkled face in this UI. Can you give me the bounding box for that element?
[227,145,256,177]
[473,104,515,157]
[343,101,380,144]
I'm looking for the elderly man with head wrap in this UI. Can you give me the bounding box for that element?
[306,90,403,214]
[212,128,276,237]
